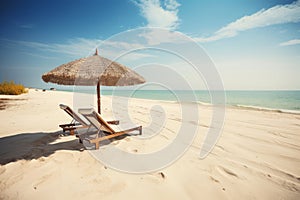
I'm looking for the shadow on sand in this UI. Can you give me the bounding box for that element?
[0,131,84,165]
[0,131,130,165]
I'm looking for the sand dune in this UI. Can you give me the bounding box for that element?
[0,89,300,199]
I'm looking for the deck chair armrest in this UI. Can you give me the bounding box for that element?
[63,125,89,131]
[107,120,120,125]
[59,123,81,128]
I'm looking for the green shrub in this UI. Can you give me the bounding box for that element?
[0,81,27,95]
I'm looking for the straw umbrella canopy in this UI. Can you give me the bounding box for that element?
[42,49,145,113]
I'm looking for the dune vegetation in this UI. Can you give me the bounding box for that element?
[0,81,27,95]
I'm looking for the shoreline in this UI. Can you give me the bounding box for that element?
[12,88,300,115]
[55,88,300,114]
[234,104,300,115]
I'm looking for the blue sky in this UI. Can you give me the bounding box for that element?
[0,0,299,90]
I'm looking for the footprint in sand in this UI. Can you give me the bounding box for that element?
[154,172,166,180]
[0,167,6,175]
[216,166,240,179]
[33,173,52,189]
[126,147,138,153]
[158,172,166,179]
[111,140,120,145]
[38,157,46,162]
[189,121,198,125]
[209,176,220,183]
[144,172,166,183]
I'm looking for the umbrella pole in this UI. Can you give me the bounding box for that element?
[97,81,101,114]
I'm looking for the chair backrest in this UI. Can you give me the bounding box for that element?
[79,108,115,133]
[59,104,88,126]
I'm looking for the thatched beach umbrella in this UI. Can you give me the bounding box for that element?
[42,49,145,113]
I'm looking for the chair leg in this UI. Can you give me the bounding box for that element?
[93,130,102,150]
[95,142,100,150]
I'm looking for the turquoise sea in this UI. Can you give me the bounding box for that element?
[64,89,300,113]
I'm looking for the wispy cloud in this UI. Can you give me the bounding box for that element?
[103,40,144,50]
[19,24,34,29]
[1,37,155,61]
[20,51,57,59]
[279,39,300,46]
[2,38,102,57]
[115,52,156,62]
[195,0,300,42]
[133,0,180,30]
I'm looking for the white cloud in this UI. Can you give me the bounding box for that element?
[133,0,180,30]
[138,29,189,45]
[195,0,300,42]
[279,39,300,46]
[164,0,180,10]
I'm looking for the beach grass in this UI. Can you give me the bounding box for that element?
[0,81,27,95]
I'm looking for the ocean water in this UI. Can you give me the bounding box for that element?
[223,91,300,112]
[64,89,300,113]
[108,90,300,112]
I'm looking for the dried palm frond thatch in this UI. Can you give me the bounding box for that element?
[42,49,145,113]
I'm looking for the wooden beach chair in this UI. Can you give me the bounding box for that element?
[79,108,142,149]
[59,104,119,135]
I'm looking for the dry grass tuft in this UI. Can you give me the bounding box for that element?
[0,81,27,95]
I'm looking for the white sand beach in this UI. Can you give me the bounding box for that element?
[0,89,300,200]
